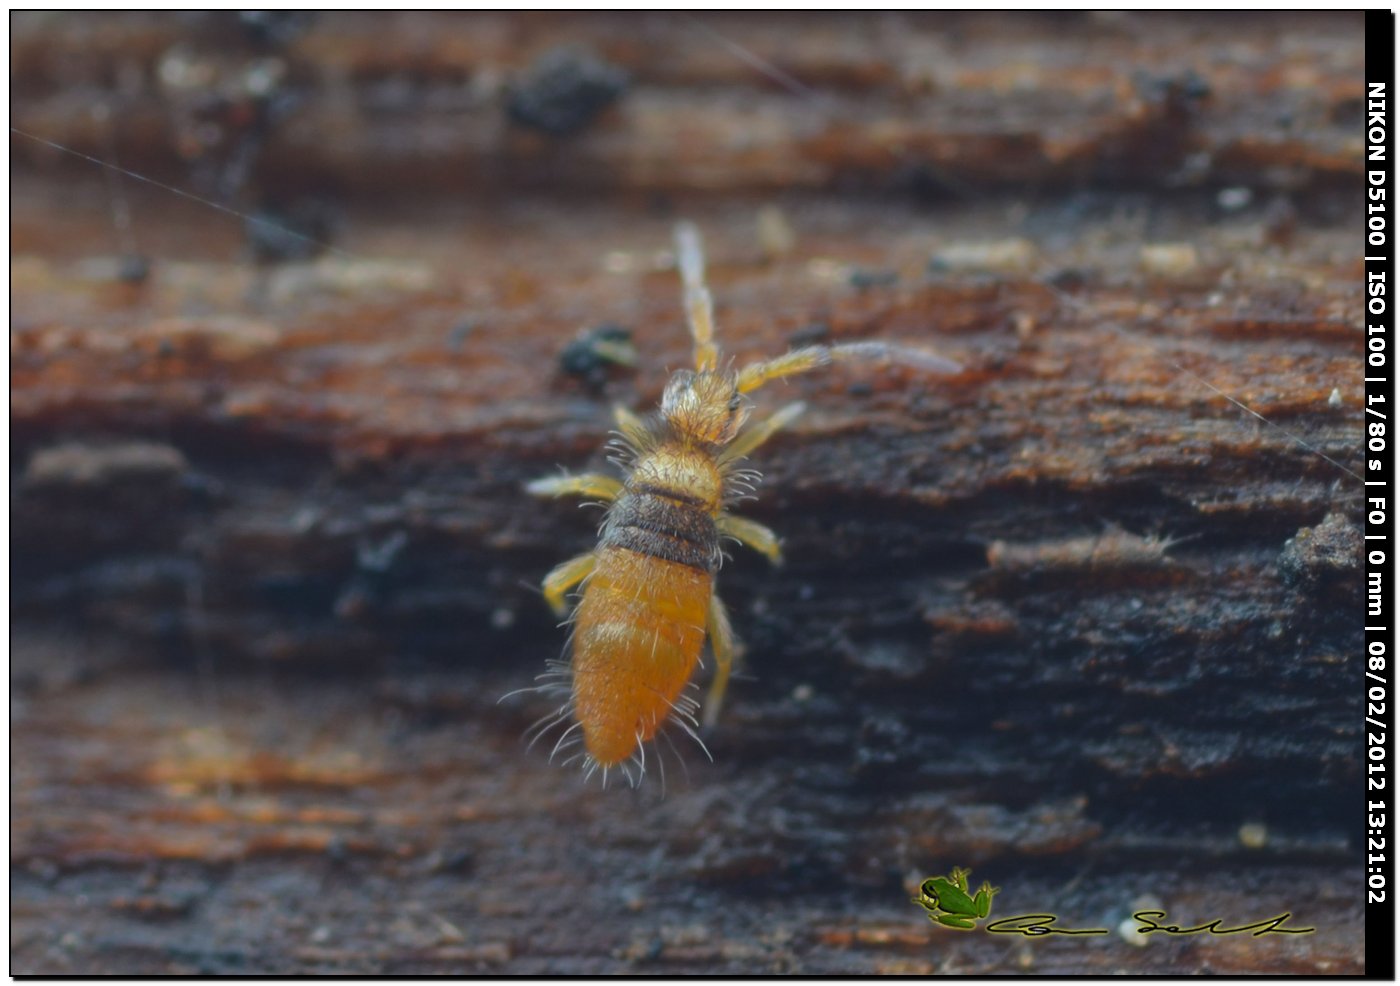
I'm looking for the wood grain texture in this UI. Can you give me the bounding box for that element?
[12,11,1364,974]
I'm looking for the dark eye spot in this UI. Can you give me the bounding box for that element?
[728,395,741,411]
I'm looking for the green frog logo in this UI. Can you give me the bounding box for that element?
[911,867,1000,930]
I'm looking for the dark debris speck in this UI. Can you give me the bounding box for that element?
[788,322,831,348]
[245,201,339,264]
[848,268,899,291]
[236,10,315,49]
[506,47,629,138]
[1277,512,1361,603]
[559,323,637,390]
[116,254,152,285]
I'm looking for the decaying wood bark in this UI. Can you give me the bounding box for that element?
[12,11,1365,974]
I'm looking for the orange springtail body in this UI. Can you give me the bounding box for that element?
[519,223,961,788]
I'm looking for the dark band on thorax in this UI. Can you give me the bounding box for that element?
[601,491,719,572]
[629,482,708,509]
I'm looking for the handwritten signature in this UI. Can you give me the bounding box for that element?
[983,910,1315,938]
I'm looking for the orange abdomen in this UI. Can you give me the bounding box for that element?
[572,546,710,766]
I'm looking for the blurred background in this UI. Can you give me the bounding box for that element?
[12,11,1365,974]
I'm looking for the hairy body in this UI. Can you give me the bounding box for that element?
[521,224,959,786]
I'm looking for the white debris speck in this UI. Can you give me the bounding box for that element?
[756,204,796,260]
[1118,917,1150,946]
[603,251,636,274]
[806,258,847,283]
[1239,821,1268,848]
[1121,894,1163,945]
[24,442,187,488]
[1328,388,1342,407]
[932,238,1038,274]
[1139,243,1199,277]
[1217,187,1253,211]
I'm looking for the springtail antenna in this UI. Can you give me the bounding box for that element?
[736,341,962,394]
[675,222,719,372]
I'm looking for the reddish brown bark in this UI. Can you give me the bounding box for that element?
[12,11,1365,974]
